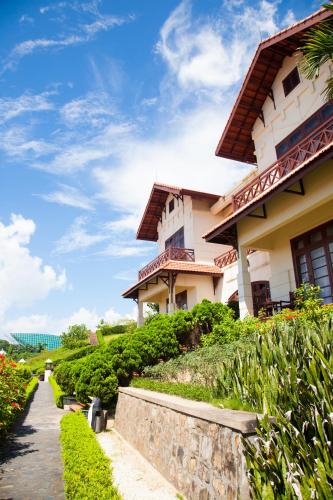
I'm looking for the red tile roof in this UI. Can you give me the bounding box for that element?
[216,7,332,164]
[137,183,220,242]
[122,260,222,299]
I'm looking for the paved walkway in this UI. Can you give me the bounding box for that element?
[0,382,65,500]
[98,426,181,500]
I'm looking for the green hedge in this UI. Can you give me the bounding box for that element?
[96,330,105,346]
[131,378,253,411]
[60,412,121,499]
[25,377,38,404]
[49,375,65,408]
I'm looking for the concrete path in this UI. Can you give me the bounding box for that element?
[0,381,65,500]
[98,428,181,500]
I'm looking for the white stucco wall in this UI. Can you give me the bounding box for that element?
[252,54,332,170]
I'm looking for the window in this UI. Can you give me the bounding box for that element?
[291,220,333,304]
[275,101,333,159]
[176,291,188,310]
[165,226,184,249]
[169,199,174,213]
[282,67,300,97]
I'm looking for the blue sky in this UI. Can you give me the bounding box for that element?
[0,0,321,337]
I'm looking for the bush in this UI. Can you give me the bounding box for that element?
[0,355,26,433]
[25,377,38,404]
[96,330,105,346]
[49,375,65,408]
[61,324,90,349]
[60,412,121,499]
[55,313,181,405]
[215,315,333,498]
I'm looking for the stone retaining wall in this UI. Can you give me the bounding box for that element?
[115,387,258,499]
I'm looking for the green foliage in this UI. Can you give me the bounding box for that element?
[74,357,119,404]
[60,412,121,500]
[55,313,181,405]
[214,313,333,498]
[131,378,253,411]
[0,356,26,433]
[143,336,256,386]
[24,377,38,404]
[97,320,136,336]
[96,330,105,346]
[0,339,43,361]
[60,324,89,349]
[201,314,259,347]
[25,344,96,373]
[299,2,333,101]
[49,375,65,408]
[191,299,233,334]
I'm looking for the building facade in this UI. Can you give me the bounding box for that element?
[204,8,333,318]
[123,183,269,323]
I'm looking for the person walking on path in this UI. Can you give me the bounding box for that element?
[0,381,65,500]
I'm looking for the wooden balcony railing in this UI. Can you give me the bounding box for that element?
[232,115,333,211]
[215,248,255,268]
[138,247,195,281]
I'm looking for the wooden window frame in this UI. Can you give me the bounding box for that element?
[275,101,333,159]
[291,220,333,302]
[282,66,300,97]
[169,199,175,213]
[165,226,185,250]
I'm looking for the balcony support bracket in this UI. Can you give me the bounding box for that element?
[284,179,305,196]
[268,89,276,110]
[212,276,220,295]
[247,204,267,219]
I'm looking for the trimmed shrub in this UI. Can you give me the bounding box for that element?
[60,412,121,499]
[96,330,105,346]
[49,375,65,408]
[0,355,26,433]
[25,377,38,404]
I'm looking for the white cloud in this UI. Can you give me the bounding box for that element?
[60,91,115,128]
[0,305,136,338]
[113,269,138,281]
[19,14,34,24]
[156,0,279,91]
[100,243,154,257]
[104,215,140,234]
[282,9,297,27]
[54,216,107,254]
[0,126,58,159]
[0,91,54,123]
[0,214,66,317]
[40,184,95,211]
[2,5,131,75]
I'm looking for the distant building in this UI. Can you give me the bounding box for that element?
[12,333,61,351]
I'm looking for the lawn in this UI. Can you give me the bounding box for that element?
[25,346,89,373]
[103,333,125,344]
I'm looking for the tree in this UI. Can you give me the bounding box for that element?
[61,324,89,349]
[300,2,333,100]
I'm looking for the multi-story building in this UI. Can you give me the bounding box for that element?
[204,8,333,318]
[123,183,270,323]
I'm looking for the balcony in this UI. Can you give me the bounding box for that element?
[232,114,333,211]
[138,247,195,281]
[215,248,255,268]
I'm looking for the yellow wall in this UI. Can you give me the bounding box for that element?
[237,160,333,301]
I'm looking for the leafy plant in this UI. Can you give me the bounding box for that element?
[60,411,121,499]
[299,1,333,101]
[214,313,333,498]
[49,375,65,408]
[60,324,90,349]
